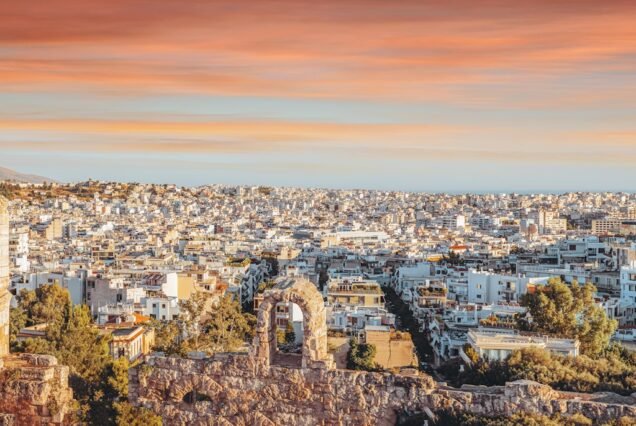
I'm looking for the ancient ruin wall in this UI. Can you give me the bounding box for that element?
[0,354,75,426]
[0,198,75,425]
[130,353,636,426]
[129,278,636,425]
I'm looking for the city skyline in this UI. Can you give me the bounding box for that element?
[2,0,636,191]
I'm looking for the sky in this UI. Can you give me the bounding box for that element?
[1,0,636,192]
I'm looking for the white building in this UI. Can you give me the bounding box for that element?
[620,264,636,306]
[9,226,29,273]
[466,271,549,305]
[143,296,180,321]
[12,272,85,306]
[467,328,580,361]
[618,264,636,326]
[327,305,395,333]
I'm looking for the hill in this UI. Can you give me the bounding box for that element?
[0,166,56,184]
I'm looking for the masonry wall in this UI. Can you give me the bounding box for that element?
[130,353,636,426]
[0,354,75,425]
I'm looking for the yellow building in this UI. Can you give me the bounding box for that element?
[326,279,385,308]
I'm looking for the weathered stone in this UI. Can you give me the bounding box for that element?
[0,354,75,425]
[129,278,636,424]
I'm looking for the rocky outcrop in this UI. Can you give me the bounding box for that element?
[130,353,636,425]
[0,354,75,425]
[129,278,636,425]
[0,200,75,425]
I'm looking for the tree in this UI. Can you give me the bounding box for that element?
[163,292,255,355]
[450,346,635,396]
[13,285,116,423]
[114,402,162,426]
[443,251,463,266]
[20,284,73,330]
[424,409,599,426]
[276,328,286,345]
[284,322,296,345]
[518,278,617,356]
[346,339,380,372]
[149,319,184,356]
[107,357,130,400]
[9,306,27,349]
[200,294,255,354]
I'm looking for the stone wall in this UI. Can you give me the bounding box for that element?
[130,353,636,425]
[0,354,75,425]
[0,198,75,425]
[129,276,636,425]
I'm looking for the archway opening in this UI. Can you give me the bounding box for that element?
[272,301,304,367]
[182,390,212,404]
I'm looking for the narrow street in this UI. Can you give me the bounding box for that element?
[382,286,434,367]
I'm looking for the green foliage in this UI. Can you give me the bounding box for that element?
[107,357,130,400]
[449,346,636,396]
[0,182,19,199]
[148,319,185,356]
[346,339,380,372]
[276,328,286,345]
[12,285,117,424]
[114,402,162,426]
[506,347,636,395]
[442,250,463,265]
[518,278,617,357]
[9,306,27,349]
[180,293,255,354]
[424,409,598,426]
[463,344,480,364]
[284,322,296,345]
[150,292,256,356]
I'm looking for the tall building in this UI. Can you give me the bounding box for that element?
[532,209,566,234]
[0,197,10,356]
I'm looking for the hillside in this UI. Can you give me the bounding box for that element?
[0,166,56,184]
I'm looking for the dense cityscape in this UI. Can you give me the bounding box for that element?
[2,0,636,424]
[0,180,635,424]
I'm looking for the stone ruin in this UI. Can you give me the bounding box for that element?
[0,197,75,425]
[130,277,636,425]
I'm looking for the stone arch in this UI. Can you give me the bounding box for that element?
[170,374,223,402]
[251,278,333,369]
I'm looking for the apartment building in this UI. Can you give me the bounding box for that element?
[324,278,385,308]
[466,328,580,361]
[466,271,549,305]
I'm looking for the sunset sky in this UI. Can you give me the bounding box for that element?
[2,0,636,191]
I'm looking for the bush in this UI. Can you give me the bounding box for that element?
[346,339,380,372]
[452,346,636,396]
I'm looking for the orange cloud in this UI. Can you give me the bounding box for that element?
[1,1,635,105]
[0,117,466,154]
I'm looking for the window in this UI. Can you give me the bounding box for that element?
[152,303,157,308]
[182,391,212,404]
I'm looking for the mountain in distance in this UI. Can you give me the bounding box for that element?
[0,166,57,184]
